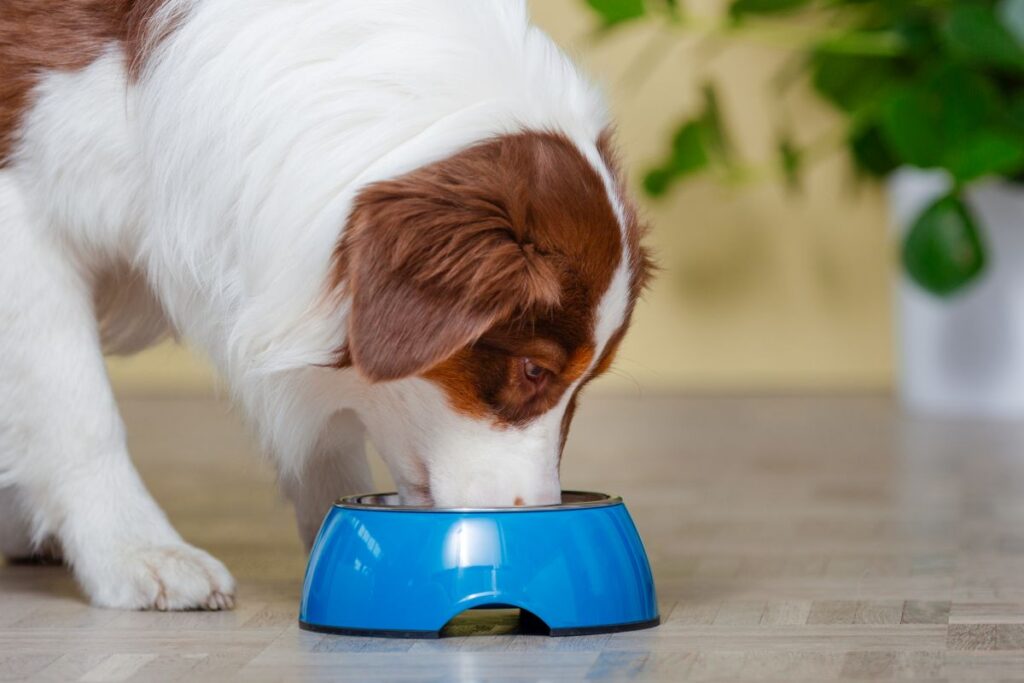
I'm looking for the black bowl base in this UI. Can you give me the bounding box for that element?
[299,615,660,639]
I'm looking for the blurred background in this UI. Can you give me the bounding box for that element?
[109,0,1024,416]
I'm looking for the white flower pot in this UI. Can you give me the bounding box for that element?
[888,169,1024,418]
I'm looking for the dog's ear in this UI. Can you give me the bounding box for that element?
[337,172,561,382]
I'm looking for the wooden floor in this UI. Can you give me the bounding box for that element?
[2,395,1024,681]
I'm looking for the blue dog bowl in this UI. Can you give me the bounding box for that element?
[299,491,659,638]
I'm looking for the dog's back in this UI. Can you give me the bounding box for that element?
[2,0,611,358]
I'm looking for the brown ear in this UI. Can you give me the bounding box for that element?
[338,163,561,382]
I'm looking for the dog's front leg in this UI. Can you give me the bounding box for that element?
[0,176,234,610]
[279,410,374,551]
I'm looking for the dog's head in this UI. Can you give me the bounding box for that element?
[334,131,650,507]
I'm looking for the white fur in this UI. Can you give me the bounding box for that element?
[0,0,632,609]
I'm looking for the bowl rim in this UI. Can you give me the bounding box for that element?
[333,490,623,513]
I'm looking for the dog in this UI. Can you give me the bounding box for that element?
[0,0,651,610]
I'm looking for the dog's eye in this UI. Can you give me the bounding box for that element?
[522,358,549,384]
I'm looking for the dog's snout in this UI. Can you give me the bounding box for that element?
[427,475,560,509]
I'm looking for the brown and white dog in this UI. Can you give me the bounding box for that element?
[0,0,651,610]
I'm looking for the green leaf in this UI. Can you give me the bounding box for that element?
[643,168,676,196]
[643,120,710,196]
[998,0,1024,46]
[669,121,711,174]
[777,135,802,190]
[642,86,732,197]
[880,65,999,169]
[698,84,732,164]
[729,0,810,19]
[944,4,1024,70]
[586,0,646,26]
[889,15,943,58]
[902,194,987,296]
[849,124,900,178]
[810,52,901,114]
[945,131,1024,182]
[1011,93,1024,133]
[881,91,944,168]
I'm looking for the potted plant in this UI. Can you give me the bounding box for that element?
[584,0,1024,416]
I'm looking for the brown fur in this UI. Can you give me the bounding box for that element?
[548,131,650,448]
[0,0,177,165]
[335,132,621,380]
[335,131,652,432]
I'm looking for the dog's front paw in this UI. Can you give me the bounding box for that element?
[78,543,236,611]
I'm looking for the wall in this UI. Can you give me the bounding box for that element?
[107,0,895,394]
